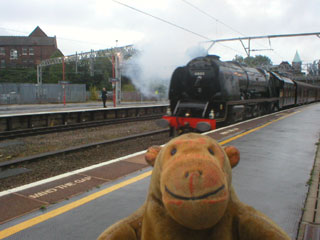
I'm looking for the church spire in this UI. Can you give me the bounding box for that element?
[292,51,301,63]
[292,50,302,73]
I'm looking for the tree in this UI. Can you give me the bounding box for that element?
[44,50,64,83]
[233,55,245,64]
[0,68,37,83]
[41,53,114,90]
[233,55,272,67]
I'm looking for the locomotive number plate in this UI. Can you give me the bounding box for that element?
[194,72,205,76]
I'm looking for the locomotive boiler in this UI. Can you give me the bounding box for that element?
[160,55,280,134]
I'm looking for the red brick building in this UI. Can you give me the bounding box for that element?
[0,26,61,68]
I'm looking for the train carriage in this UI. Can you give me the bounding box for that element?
[294,80,319,104]
[270,72,295,108]
[317,86,320,101]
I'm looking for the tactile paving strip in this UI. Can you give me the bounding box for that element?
[82,160,147,180]
[0,194,47,224]
[18,174,108,204]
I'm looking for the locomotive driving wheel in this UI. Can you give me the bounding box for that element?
[252,104,263,118]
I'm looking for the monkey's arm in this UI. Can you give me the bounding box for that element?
[97,204,145,240]
[237,204,290,240]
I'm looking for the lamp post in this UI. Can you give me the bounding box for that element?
[112,55,116,107]
[62,57,66,106]
[111,52,121,107]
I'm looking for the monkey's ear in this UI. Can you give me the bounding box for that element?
[145,146,162,167]
[223,146,240,168]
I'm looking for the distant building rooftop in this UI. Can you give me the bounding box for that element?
[0,26,56,47]
[0,26,60,68]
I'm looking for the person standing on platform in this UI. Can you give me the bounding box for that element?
[101,88,107,108]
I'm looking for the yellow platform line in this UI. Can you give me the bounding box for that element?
[0,110,300,239]
[219,111,299,146]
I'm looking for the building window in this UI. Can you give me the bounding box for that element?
[22,48,28,55]
[29,48,34,55]
[0,59,5,68]
[0,47,5,55]
[10,49,18,60]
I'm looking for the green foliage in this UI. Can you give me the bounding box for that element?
[152,83,167,99]
[1,49,129,91]
[233,55,272,67]
[40,205,47,211]
[122,83,136,92]
[47,63,63,83]
[121,76,131,86]
[0,68,37,83]
[121,76,136,91]
[89,85,99,101]
[233,55,245,64]
[39,56,114,89]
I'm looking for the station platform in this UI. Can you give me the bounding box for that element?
[0,103,319,240]
[0,101,168,116]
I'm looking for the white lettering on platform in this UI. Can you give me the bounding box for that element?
[28,176,92,199]
[219,128,239,135]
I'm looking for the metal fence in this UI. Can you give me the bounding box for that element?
[86,91,166,102]
[0,83,86,104]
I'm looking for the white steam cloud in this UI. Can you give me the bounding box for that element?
[122,40,208,99]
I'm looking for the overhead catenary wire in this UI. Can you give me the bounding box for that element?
[180,1,288,60]
[111,0,243,55]
[1,5,285,61]
[178,0,255,55]
[111,0,212,41]
[180,0,247,38]
[178,1,291,61]
[0,5,245,57]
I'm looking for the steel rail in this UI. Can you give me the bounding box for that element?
[0,114,163,140]
[0,129,169,169]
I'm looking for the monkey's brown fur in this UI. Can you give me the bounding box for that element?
[98,133,290,240]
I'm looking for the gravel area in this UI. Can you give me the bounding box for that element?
[0,120,164,162]
[0,120,171,191]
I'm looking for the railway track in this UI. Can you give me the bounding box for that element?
[0,105,307,191]
[0,114,163,140]
[0,129,169,169]
[0,128,170,191]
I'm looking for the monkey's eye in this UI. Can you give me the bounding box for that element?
[208,148,214,155]
[171,148,177,156]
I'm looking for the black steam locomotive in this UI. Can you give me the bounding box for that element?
[160,55,320,134]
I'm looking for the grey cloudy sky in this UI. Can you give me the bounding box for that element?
[1,0,319,80]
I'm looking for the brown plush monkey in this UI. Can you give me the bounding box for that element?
[98,133,290,240]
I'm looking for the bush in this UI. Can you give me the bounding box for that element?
[89,86,99,101]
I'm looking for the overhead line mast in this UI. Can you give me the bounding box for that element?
[208,32,320,57]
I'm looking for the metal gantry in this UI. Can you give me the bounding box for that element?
[207,32,320,57]
[37,45,134,84]
[36,45,134,105]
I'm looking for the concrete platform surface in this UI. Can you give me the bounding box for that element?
[0,103,319,239]
[0,101,168,116]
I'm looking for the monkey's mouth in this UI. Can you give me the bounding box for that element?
[165,185,225,201]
